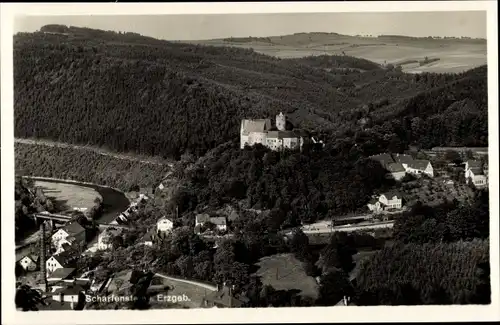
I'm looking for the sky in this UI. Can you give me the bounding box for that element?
[14,11,487,41]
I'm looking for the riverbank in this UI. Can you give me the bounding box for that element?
[22,176,130,225]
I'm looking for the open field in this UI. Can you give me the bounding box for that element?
[254,253,319,299]
[189,34,486,74]
[34,180,102,212]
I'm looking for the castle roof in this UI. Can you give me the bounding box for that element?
[267,130,299,139]
[241,119,272,135]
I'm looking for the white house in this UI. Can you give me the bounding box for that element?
[17,255,38,272]
[51,221,86,252]
[367,191,403,213]
[465,160,488,188]
[51,284,86,309]
[195,214,228,233]
[46,251,77,274]
[157,216,174,234]
[97,227,123,251]
[394,154,434,177]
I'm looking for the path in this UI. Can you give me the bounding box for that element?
[154,273,217,292]
[15,137,173,167]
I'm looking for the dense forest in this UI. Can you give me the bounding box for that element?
[14,25,488,159]
[355,239,490,305]
[15,142,170,191]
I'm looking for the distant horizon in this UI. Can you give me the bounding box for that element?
[14,12,487,41]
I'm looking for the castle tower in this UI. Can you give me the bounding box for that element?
[276,112,286,131]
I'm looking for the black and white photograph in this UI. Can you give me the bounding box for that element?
[1,1,499,324]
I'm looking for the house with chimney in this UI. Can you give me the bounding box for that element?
[51,221,86,252]
[49,283,86,310]
[465,160,488,188]
[157,216,174,234]
[370,153,434,179]
[97,227,123,251]
[367,191,404,213]
[240,112,304,151]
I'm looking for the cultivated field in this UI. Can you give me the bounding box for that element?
[190,34,486,74]
[34,180,102,212]
[254,253,319,299]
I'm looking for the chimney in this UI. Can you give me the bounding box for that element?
[40,221,49,292]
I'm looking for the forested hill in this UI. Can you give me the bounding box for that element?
[14,25,488,159]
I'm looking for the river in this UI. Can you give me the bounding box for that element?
[16,178,130,259]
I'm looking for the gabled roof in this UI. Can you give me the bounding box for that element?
[50,251,76,268]
[157,216,173,223]
[393,153,414,165]
[386,162,405,173]
[368,198,379,205]
[466,160,483,169]
[381,191,403,200]
[61,221,86,236]
[369,154,395,168]
[241,119,272,135]
[469,167,484,175]
[48,267,76,280]
[210,217,227,226]
[52,284,85,296]
[408,159,430,170]
[195,213,211,224]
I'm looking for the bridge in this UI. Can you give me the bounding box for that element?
[32,212,131,230]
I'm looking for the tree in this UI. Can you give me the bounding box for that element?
[316,269,354,306]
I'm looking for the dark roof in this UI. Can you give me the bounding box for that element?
[381,191,403,200]
[386,162,406,173]
[196,213,211,224]
[52,284,85,296]
[143,229,156,241]
[267,130,300,139]
[48,268,76,279]
[204,286,245,308]
[393,154,414,165]
[466,160,483,169]
[50,251,76,267]
[62,222,86,235]
[469,167,484,175]
[368,198,379,205]
[408,159,430,170]
[370,154,395,168]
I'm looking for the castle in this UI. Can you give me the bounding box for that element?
[240,112,304,151]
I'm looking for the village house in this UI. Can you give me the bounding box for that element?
[201,284,248,308]
[17,254,39,272]
[370,153,434,179]
[50,284,86,310]
[51,221,86,252]
[47,267,76,282]
[465,160,488,188]
[97,227,123,251]
[46,250,78,274]
[195,214,227,234]
[55,241,78,255]
[367,191,404,213]
[157,216,174,234]
[240,112,304,151]
[142,229,156,246]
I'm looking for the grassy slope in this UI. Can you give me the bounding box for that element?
[194,32,487,74]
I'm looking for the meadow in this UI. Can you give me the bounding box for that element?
[34,180,102,212]
[192,33,487,74]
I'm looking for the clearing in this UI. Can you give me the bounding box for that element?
[34,180,102,212]
[254,253,319,299]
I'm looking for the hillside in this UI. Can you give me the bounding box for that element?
[195,32,487,74]
[14,25,487,160]
[355,239,490,305]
